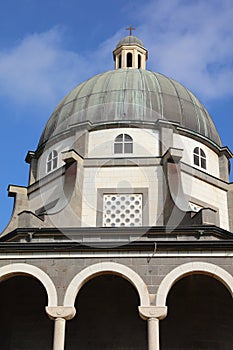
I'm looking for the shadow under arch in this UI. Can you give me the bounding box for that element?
[64,262,150,307]
[156,261,233,307]
[0,263,58,306]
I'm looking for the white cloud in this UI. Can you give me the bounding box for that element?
[0,1,233,111]
[135,0,233,99]
[0,26,122,111]
[0,27,93,108]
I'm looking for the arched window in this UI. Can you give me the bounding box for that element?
[47,150,58,173]
[138,54,141,69]
[114,134,133,154]
[193,147,206,169]
[118,54,122,69]
[127,52,132,68]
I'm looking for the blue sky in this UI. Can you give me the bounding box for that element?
[1,0,233,232]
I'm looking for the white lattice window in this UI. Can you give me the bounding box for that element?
[103,194,142,227]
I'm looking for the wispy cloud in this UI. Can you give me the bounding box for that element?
[136,0,233,99]
[0,26,123,111]
[0,0,232,111]
[0,27,92,108]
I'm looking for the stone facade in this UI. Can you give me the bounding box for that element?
[1,33,233,350]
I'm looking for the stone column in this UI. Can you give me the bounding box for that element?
[53,317,66,350]
[46,306,76,350]
[139,306,167,350]
[122,50,126,68]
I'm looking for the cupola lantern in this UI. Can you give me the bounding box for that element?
[113,26,148,70]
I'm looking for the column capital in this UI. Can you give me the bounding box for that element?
[46,306,76,320]
[138,306,167,320]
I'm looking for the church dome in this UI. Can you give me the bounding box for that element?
[116,35,145,49]
[38,68,221,148]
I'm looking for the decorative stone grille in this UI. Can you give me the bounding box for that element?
[103,194,142,227]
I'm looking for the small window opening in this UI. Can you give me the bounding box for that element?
[193,147,206,169]
[127,52,132,68]
[118,54,122,69]
[138,54,141,68]
[114,134,133,154]
[47,150,58,173]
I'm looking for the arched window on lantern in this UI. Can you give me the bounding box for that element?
[118,54,122,69]
[138,54,141,68]
[127,52,132,68]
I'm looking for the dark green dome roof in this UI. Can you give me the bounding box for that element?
[38,69,221,148]
[116,35,145,49]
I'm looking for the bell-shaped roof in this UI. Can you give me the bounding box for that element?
[38,68,221,149]
[116,35,145,49]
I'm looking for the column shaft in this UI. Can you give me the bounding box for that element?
[53,317,66,350]
[148,317,160,350]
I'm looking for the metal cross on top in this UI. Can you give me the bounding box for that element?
[126,25,135,36]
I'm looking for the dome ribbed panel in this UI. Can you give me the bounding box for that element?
[38,69,221,148]
[157,74,182,124]
[206,112,221,145]
[149,73,163,121]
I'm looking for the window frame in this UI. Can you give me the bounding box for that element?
[47,150,58,173]
[114,134,133,154]
[193,147,206,170]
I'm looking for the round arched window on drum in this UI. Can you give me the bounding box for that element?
[114,134,133,154]
[193,147,206,169]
